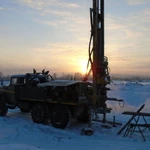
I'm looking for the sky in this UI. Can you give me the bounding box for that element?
[0,0,150,76]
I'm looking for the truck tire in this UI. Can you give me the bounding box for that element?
[31,103,49,124]
[0,96,8,116]
[50,106,71,129]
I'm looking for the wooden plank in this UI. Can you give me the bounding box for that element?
[117,104,145,135]
[123,111,150,117]
[130,123,150,128]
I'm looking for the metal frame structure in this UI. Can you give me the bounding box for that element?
[85,0,110,122]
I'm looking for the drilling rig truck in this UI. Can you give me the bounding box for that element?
[0,0,122,129]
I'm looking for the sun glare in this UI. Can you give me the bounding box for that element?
[79,60,87,74]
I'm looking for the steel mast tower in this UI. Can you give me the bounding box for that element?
[86,0,110,122]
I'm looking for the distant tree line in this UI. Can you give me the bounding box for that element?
[0,71,92,81]
[1,71,149,82]
[0,72,11,81]
[53,72,92,81]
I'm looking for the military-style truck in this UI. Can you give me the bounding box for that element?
[0,70,91,129]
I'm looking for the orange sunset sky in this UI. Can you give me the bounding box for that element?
[0,0,150,76]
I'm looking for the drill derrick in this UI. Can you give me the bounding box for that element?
[86,0,111,122]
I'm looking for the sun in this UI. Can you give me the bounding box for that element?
[79,60,87,74]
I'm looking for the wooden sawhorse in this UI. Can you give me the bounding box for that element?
[118,104,150,141]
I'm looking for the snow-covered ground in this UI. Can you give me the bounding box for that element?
[1,80,150,150]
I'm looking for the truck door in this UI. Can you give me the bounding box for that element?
[6,77,26,105]
[5,77,17,105]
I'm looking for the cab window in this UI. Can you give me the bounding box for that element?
[11,78,17,85]
[11,77,25,85]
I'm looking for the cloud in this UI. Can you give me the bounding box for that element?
[105,8,150,75]
[126,0,150,5]
[35,19,67,26]
[16,0,79,10]
[16,0,88,37]
[43,9,72,17]
[0,7,5,10]
[106,8,150,45]
[32,43,87,56]
[16,0,54,10]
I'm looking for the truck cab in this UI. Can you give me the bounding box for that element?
[0,73,52,107]
[2,75,26,106]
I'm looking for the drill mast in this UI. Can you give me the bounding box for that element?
[86,0,110,119]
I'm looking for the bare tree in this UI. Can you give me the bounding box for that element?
[0,71,3,85]
[74,72,83,81]
[53,73,57,80]
[0,71,3,77]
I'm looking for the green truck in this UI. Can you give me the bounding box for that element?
[0,70,91,129]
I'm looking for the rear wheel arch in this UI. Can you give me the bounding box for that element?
[18,101,32,113]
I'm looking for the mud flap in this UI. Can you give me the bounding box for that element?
[0,94,8,116]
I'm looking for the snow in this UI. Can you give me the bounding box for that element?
[1,80,150,150]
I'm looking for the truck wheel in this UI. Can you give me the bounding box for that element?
[50,106,71,129]
[31,103,46,124]
[0,98,8,116]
